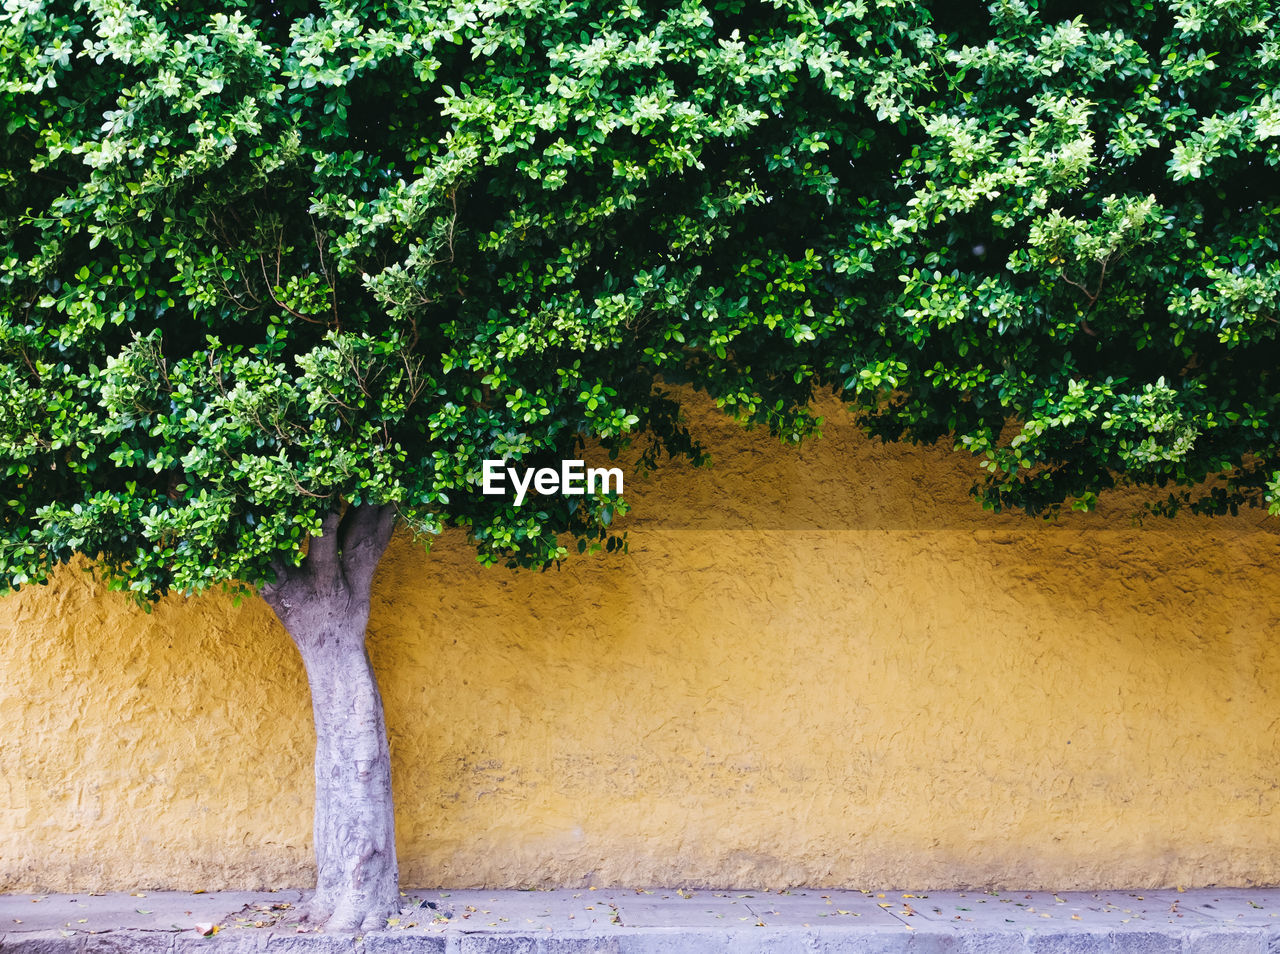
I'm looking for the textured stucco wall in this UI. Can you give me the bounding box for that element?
[3,397,1280,892]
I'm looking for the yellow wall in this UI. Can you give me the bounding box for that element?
[3,397,1280,892]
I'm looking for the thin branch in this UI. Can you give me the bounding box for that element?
[287,475,330,500]
[1058,254,1113,338]
[1058,272,1095,302]
[275,226,283,288]
[258,253,325,324]
[311,213,341,331]
[213,267,261,313]
[443,187,458,264]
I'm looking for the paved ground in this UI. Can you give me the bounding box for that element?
[4,886,1280,952]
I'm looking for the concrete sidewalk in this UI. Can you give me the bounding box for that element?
[3,886,1279,952]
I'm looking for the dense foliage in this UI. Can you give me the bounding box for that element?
[4,1,1278,610]
[5,0,1278,603]
[816,0,1280,519]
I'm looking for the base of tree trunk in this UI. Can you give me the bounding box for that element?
[299,890,398,934]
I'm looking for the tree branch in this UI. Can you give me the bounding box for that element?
[338,504,397,594]
[304,509,344,589]
[259,554,294,603]
[1058,255,1112,338]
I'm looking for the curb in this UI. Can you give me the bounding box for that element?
[4,926,1279,953]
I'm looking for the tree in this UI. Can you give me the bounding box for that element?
[3,0,1277,933]
[0,0,931,931]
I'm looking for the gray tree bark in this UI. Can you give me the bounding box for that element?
[259,503,400,933]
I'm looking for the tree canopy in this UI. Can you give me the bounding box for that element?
[4,1,1278,609]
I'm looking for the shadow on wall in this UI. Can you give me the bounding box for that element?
[2,393,1279,892]
[621,396,1279,532]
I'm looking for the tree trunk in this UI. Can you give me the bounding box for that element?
[259,504,400,933]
